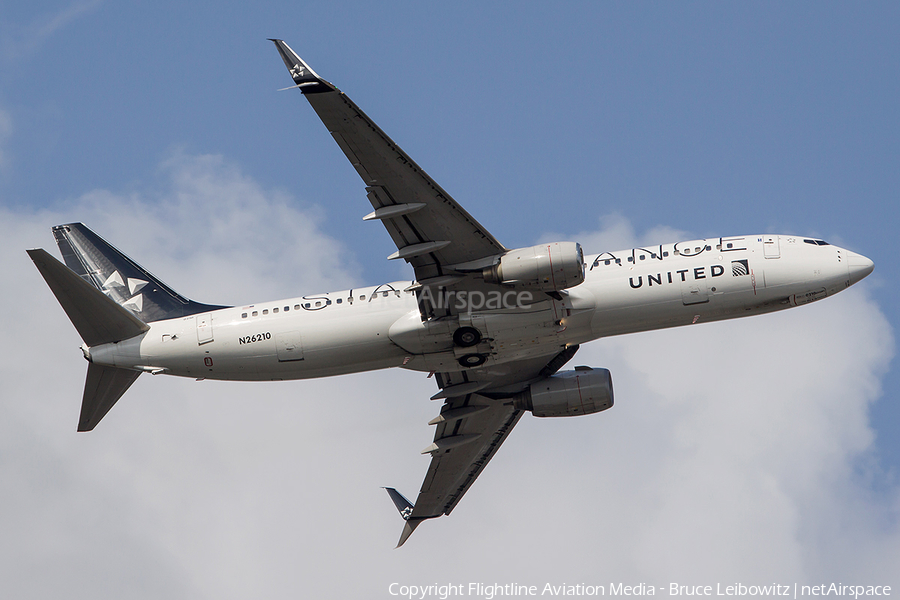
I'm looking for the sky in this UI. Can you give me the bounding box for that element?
[1,1,899,598]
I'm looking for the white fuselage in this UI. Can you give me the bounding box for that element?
[87,235,871,381]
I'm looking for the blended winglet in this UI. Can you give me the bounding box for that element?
[396,518,424,549]
[385,487,414,519]
[268,39,333,92]
[384,487,428,548]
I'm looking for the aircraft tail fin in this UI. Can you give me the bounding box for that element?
[51,223,227,323]
[27,248,150,347]
[79,363,141,432]
[28,247,147,430]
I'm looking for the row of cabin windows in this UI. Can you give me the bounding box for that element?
[240,290,402,319]
[595,245,719,267]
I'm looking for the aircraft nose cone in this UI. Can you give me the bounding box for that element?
[847,251,874,285]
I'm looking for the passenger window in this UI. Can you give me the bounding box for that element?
[360,295,366,300]
[304,303,310,308]
[241,313,247,319]
[263,309,268,315]
[273,308,279,313]
[252,311,258,317]
[315,301,321,307]
[294,304,301,310]
[336,298,342,304]
[284,306,289,312]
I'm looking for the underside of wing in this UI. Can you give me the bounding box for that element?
[271,40,506,288]
[271,40,589,325]
[391,346,582,547]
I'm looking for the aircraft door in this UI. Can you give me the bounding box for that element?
[196,313,213,345]
[763,235,781,258]
[681,279,709,305]
[276,331,304,362]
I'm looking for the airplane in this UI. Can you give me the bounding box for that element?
[27,39,875,547]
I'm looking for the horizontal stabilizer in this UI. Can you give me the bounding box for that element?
[79,363,141,431]
[27,248,149,346]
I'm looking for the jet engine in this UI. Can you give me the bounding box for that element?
[514,366,613,418]
[483,242,585,291]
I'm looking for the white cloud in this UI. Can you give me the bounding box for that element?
[49,150,360,303]
[1,0,103,61]
[541,212,690,256]
[1,167,898,597]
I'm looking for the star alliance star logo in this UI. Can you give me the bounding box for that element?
[101,269,148,313]
[290,63,306,79]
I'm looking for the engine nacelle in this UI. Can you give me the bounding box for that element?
[514,367,613,418]
[483,241,585,291]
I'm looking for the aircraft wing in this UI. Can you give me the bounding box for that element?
[270,40,581,546]
[270,40,507,310]
[396,392,523,546]
[393,346,579,547]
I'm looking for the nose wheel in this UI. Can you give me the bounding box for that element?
[453,326,481,347]
[458,353,487,368]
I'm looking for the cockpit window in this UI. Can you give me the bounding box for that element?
[803,239,830,246]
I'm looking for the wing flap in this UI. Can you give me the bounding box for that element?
[390,348,579,546]
[413,395,523,519]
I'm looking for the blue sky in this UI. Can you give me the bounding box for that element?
[2,1,899,597]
